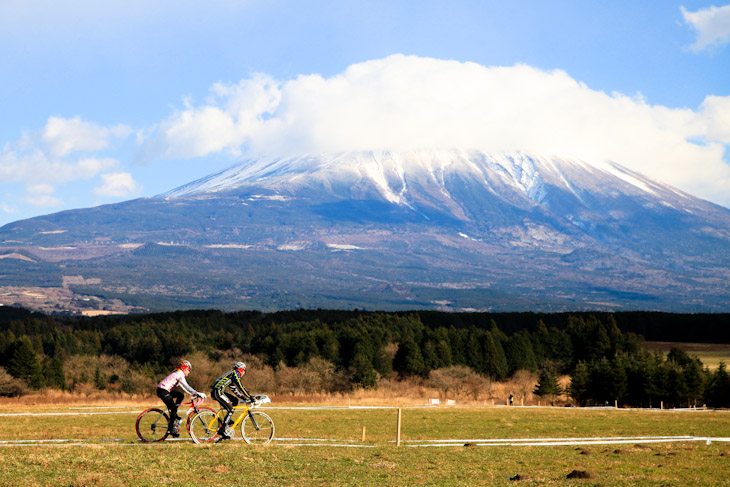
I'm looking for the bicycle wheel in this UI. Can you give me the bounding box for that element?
[189,410,221,444]
[186,407,217,436]
[241,411,275,445]
[135,408,170,442]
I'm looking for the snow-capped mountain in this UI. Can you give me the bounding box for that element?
[163,149,689,208]
[162,149,720,228]
[2,150,730,313]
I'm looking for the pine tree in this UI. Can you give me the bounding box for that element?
[706,362,730,407]
[534,367,563,404]
[94,367,107,390]
[393,334,426,377]
[434,338,453,369]
[569,361,590,406]
[421,340,439,372]
[482,331,508,380]
[464,328,484,373]
[43,356,66,390]
[351,353,378,389]
[505,331,538,374]
[0,330,17,367]
[7,336,44,389]
[682,358,705,407]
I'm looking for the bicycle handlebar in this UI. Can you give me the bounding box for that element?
[183,395,206,407]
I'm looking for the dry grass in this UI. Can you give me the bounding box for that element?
[0,389,150,407]
[1,403,729,486]
[0,373,554,408]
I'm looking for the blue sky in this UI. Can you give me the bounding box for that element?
[1,0,729,226]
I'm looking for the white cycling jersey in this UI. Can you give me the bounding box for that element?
[157,370,199,396]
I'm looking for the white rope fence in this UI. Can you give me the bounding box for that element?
[1,405,728,448]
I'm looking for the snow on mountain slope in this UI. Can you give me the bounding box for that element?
[4,149,730,313]
[161,149,713,220]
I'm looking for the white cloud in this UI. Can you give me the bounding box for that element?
[26,194,63,207]
[42,116,130,158]
[24,183,62,208]
[0,143,117,184]
[27,183,55,195]
[94,172,140,197]
[2,116,124,185]
[681,4,730,51]
[142,55,730,207]
[698,95,730,143]
[0,116,129,218]
[0,202,16,215]
[141,74,280,161]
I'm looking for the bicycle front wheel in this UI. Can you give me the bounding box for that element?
[135,408,170,443]
[241,411,275,445]
[189,410,221,444]
[186,407,217,436]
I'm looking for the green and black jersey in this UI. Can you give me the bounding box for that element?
[211,369,252,399]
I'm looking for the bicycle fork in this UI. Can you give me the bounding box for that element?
[247,410,262,430]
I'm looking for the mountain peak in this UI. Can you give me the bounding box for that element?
[2,149,730,313]
[160,149,703,219]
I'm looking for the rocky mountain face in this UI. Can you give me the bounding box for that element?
[1,150,730,313]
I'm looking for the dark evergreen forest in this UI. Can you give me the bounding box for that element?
[1,306,729,407]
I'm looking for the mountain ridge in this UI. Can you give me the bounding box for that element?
[1,149,729,314]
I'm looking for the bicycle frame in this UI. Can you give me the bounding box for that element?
[208,402,258,432]
[136,395,212,442]
[171,396,208,424]
[153,397,205,423]
[188,394,273,444]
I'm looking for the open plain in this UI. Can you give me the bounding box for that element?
[1,402,729,486]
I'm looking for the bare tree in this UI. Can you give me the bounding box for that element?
[512,369,538,404]
[0,367,26,397]
[464,375,492,401]
[428,365,480,400]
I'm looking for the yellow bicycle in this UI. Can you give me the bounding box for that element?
[189,394,274,444]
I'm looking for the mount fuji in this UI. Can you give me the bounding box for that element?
[2,149,730,314]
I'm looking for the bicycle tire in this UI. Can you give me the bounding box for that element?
[186,406,217,436]
[189,410,221,444]
[135,408,170,442]
[241,411,275,445]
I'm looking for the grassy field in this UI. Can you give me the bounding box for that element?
[1,403,729,486]
[645,341,730,370]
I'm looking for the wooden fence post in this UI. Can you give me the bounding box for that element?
[396,408,402,447]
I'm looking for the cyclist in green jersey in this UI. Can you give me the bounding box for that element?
[211,361,253,440]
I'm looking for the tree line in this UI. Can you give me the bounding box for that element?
[0,306,728,407]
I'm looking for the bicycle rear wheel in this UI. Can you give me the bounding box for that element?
[241,411,275,445]
[189,410,221,444]
[135,408,170,442]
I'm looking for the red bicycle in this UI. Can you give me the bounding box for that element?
[135,396,215,442]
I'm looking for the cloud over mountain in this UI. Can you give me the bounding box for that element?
[143,55,730,207]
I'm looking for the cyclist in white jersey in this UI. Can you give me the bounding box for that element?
[157,359,206,436]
